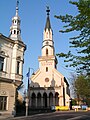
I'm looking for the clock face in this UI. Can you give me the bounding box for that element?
[45,78,49,82]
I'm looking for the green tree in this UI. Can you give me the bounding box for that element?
[74,75,90,105]
[55,0,90,75]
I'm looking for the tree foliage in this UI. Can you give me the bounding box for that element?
[55,0,90,75]
[74,75,90,105]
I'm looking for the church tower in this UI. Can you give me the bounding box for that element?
[9,0,21,41]
[38,7,58,73]
[10,0,26,81]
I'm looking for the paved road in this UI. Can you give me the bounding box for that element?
[1,111,90,120]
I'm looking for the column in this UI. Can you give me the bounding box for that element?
[53,96,55,106]
[47,96,49,107]
[36,97,37,108]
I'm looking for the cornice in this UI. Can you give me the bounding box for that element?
[0,77,22,87]
[0,33,26,51]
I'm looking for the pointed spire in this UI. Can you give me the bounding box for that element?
[45,6,51,31]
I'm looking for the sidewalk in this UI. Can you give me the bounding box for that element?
[0,114,14,120]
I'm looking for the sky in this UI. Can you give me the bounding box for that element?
[0,0,78,88]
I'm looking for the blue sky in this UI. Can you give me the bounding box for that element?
[0,0,78,85]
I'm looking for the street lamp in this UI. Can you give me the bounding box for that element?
[25,67,35,116]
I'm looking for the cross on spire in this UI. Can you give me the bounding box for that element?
[46,6,50,16]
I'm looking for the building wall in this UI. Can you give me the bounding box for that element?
[0,35,26,115]
[0,36,25,81]
[0,82,16,114]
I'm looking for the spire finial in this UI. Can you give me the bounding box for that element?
[16,0,19,8]
[16,0,19,16]
[46,6,50,16]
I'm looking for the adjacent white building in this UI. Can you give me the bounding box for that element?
[0,1,26,115]
[29,8,70,108]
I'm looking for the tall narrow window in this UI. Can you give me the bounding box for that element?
[17,61,20,74]
[14,20,16,23]
[14,30,16,34]
[0,96,7,110]
[46,49,48,56]
[46,67,48,72]
[0,56,4,71]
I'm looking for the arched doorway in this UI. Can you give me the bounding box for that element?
[55,92,59,106]
[31,92,36,107]
[49,92,53,107]
[37,92,41,107]
[43,92,47,107]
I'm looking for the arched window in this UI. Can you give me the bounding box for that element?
[14,20,16,23]
[31,93,36,107]
[46,48,48,56]
[49,92,53,107]
[55,92,59,106]
[43,92,47,107]
[14,30,16,34]
[0,51,8,72]
[46,67,48,72]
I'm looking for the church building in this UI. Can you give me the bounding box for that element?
[29,8,70,108]
[0,1,26,115]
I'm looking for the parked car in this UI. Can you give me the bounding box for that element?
[55,106,69,111]
[81,105,88,110]
[51,105,56,111]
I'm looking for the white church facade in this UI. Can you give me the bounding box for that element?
[29,8,70,108]
[0,1,26,115]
